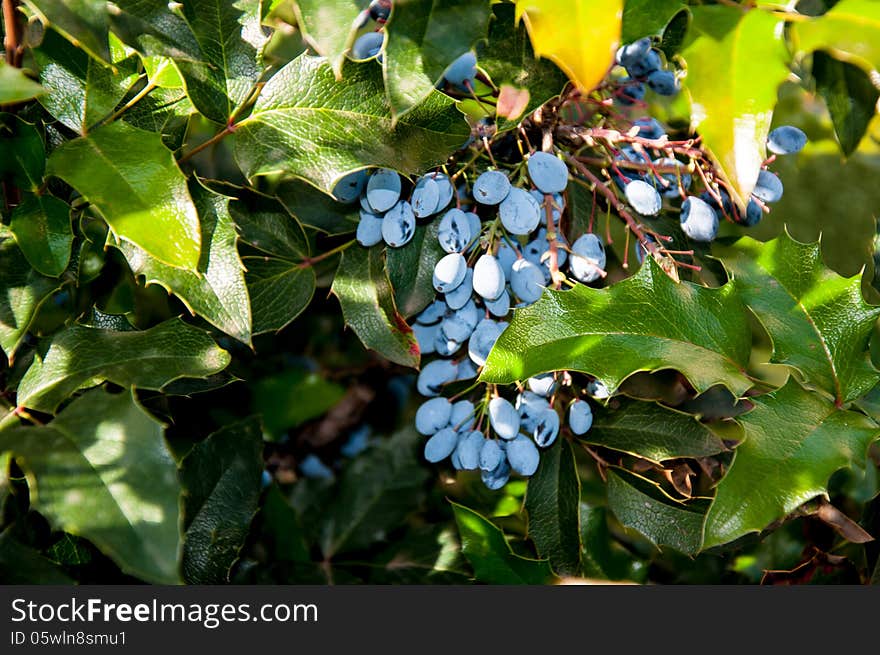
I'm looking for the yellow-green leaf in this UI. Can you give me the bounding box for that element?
[793,0,880,74]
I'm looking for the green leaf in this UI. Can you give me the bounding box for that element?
[451,501,555,584]
[515,0,622,93]
[17,318,231,413]
[680,6,789,204]
[110,0,268,123]
[332,245,420,368]
[258,484,312,564]
[0,114,45,191]
[606,468,706,556]
[252,367,345,438]
[793,0,880,74]
[812,50,880,157]
[180,417,264,584]
[0,61,44,104]
[587,398,729,463]
[0,238,61,357]
[621,0,686,42]
[386,220,445,318]
[275,178,360,235]
[579,505,642,581]
[113,181,252,345]
[524,438,581,576]
[722,232,880,405]
[383,0,493,121]
[0,529,75,584]
[228,186,310,260]
[10,195,73,277]
[23,0,112,63]
[289,0,367,78]
[46,121,202,271]
[0,389,182,584]
[122,85,194,151]
[704,379,880,549]
[234,54,469,193]
[482,257,753,398]
[244,257,316,335]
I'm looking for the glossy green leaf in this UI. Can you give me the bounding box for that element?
[10,195,73,277]
[252,368,345,438]
[332,245,420,368]
[181,417,264,584]
[234,54,469,193]
[452,501,555,584]
[0,62,44,104]
[621,0,686,42]
[607,468,706,556]
[704,379,880,548]
[793,0,880,73]
[290,0,367,77]
[681,6,789,204]
[579,505,642,581]
[46,121,201,271]
[383,0,493,120]
[244,257,316,335]
[0,238,61,357]
[524,438,581,575]
[229,187,311,260]
[0,389,182,584]
[482,257,753,397]
[386,220,445,318]
[17,318,231,413]
[0,114,45,191]
[812,51,879,157]
[587,398,729,463]
[114,181,252,345]
[122,85,194,151]
[275,178,360,235]
[0,528,75,584]
[723,232,880,404]
[23,0,112,63]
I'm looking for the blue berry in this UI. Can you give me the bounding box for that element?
[699,189,732,217]
[680,196,719,242]
[496,240,519,278]
[479,439,504,472]
[500,187,541,235]
[473,170,511,205]
[412,176,440,217]
[510,258,545,304]
[481,458,511,490]
[366,168,401,212]
[332,170,368,203]
[517,390,549,433]
[507,435,540,476]
[382,200,415,247]
[444,51,477,88]
[532,407,560,448]
[752,169,783,203]
[352,31,384,60]
[356,210,384,246]
[300,454,334,479]
[455,430,484,470]
[415,397,452,435]
[568,400,593,435]
[444,268,474,310]
[472,254,506,300]
[424,427,458,463]
[743,198,763,227]
[617,79,645,105]
[652,157,691,198]
[440,316,474,343]
[767,125,807,155]
[625,179,662,216]
[433,252,468,293]
[633,117,665,140]
[341,425,371,457]
[626,48,662,78]
[412,322,438,355]
[569,233,606,284]
[368,0,390,22]
[416,299,446,325]
[528,373,556,397]
[450,400,476,431]
[467,318,504,366]
[647,69,678,95]
[437,208,473,253]
[484,289,511,317]
[616,38,652,68]
[488,397,520,440]
[527,151,569,194]
[417,359,458,396]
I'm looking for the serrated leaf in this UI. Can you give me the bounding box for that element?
[0,114,45,191]
[704,379,880,549]
[607,467,706,556]
[46,121,201,271]
[587,398,729,463]
[0,61,44,104]
[383,0,493,121]
[579,505,642,581]
[290,0,368,78]
[275,178,360,235]
[793,0,880,74]
[10,195,73,277]
[524,438,581,576]
[332,245,420,368]
[0,389,181,583]
[621,0,686,42]
[452,501,555,584]
[515,0,622,94]
[114,181,252,345]
[110,0,268,123]
[122,85,194,151]
[0,528,75,584]
[233,54,469,193]
[228,186,310,259]
[681,6,789,205]
[481,257,753,398]
[244,257,316,335]
[386,220,445,318]
[181,417,263,584]
[723,232,880,404]
[17,318,231,413]
[812,50,880,157]
[0,238,61,357]
[23,0,112,63]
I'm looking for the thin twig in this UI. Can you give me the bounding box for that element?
[3,0,22,66]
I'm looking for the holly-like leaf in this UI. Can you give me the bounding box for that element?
[793,0,880,74]
[16,318,231,413]
[680,6,789,205]
[812,51,880,157]
[113,181,252,345]
[228,187,311,260]
[704,379,880,549]
[181,417,264,584]
[0,528,75,584]
[275,178,360,235]
[10,195,73,278]
[23,0,112,63]
[0,389,182,584]
[524,438,581,576]
[587,398,729,463]
[607,468,706,556]
[481,257,753,398]
[514,0,622,94]
[579,505,642,581]
[110,0,268,123]
[0,114,45,191]
[46,121,202,272]
[383,0,493,121]
[122,85,194,151]
[0,61,44,104]
[290,0,368,78]
[722,232,880,405]
[621,0,686,43]
[233,54,469,193]
[0,238,61,357]
[244,258,316,335]
[452,501,555,584]
[386,221,445,318]
[332,245,420,368]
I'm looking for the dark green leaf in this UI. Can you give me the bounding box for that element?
[0,389,182,583]
[332,245,420,368]
[46,121,202,271]
[16,318,231,413]
[580,505,641,581]
[10,194,73,277]
[361,525,470,584]
[289,0,367,77]
[482,257,753,397]
[452,501,555,584]
[252,368,345,438]
[23,0,111,62]
[524,438,581,576]
[275,178,360,235]
[0,528,75,584]
[0,61,44,104]
[244,257,316,335]
[122,85,194,151]
[0,113,45,191]
[229,188,310,260]
[621,0,685,42]
[386,220,445,318]
[234,54,469,193]
[258,484,312,564]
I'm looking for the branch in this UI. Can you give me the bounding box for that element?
[3,0,22,66]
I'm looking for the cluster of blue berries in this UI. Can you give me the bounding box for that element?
[615,37,679,104]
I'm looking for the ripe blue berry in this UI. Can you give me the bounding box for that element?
[626,48,662,78]
[481,458,511,490]
[484,289,511,317]
[479,439,504,472]
[569,233,606,284]
[527,151,569,194]
[356,210,384,247]
[617,79,646,105]
[625,179,662,216]
[437,208,473,253]
[368,0,390,22]
[332,170,368,203]
[528,373,556,397]
[472,254,506,300]
[473,170,511,205]
[652,157,691,198]
[455,430,484,470]
[568,400,593,435]
[468,318,504,366]
[412,176,440,217]
[424,427,458,463]
[532,407,560,448]
[647,69,678,95]
[510,258,545,304]
[382,200,415,247]
[352,31,384,60]
[416,299,446,325]
[443,51,477,88]
[488,397,520,440]
[507,435,540,476]
[433,252,468,293]
[767,125,807,155]
[633,117,665,140]
[415,397,452,435]
[366,168,401,212]
[445,268,474,310]
[752,169,783,203]
[680,196,719,242]
[743,198,763,227]
[412,322,438,355]
[450,400,476,431]
[417,359,458,396]
[500,188,542,235]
